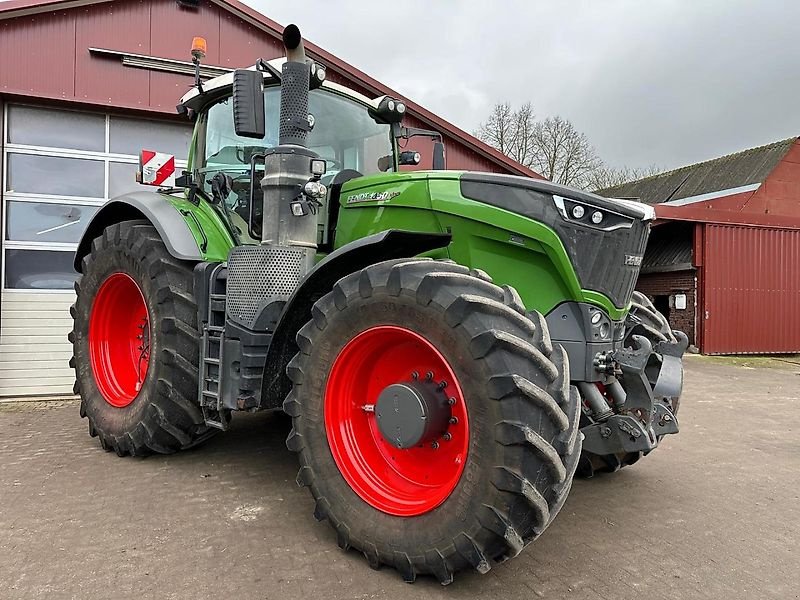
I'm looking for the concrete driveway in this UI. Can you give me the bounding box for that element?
[1,357,798,599]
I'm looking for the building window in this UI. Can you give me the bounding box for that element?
[2,103,192,291]
[7,105,105,152]
[7,153,105,197]
[5,201,99,244]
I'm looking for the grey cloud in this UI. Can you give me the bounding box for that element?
[246,0,800,171]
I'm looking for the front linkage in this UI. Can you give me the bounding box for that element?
[582,330,688,461]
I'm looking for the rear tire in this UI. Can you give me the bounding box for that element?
[69,220,217,456]
[285,259,581,583]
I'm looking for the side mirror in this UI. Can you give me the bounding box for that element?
[232,69,265,139]
[432,142,446,170]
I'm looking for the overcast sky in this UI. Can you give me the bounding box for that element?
[246,0,800,172]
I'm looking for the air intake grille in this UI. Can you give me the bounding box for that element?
[226,245,307,327]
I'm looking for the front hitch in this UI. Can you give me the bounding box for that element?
[581,333,686,456]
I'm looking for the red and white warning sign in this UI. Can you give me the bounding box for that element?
[138,150,176,187]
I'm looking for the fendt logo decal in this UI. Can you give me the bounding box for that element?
[345,191,401,204]
[624,254,643,266]
[139,150,176,187]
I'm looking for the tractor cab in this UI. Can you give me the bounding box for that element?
[177,61,432,248]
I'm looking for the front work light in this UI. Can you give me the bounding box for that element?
[399,151,421,166]
[310,62,326,90]
[370,96,406,124]
[310,158,327,176]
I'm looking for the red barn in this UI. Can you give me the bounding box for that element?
[598,137,800,354]
[0,0,536,398]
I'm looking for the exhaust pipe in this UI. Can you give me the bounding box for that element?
[278,24,311,147]
[282,23,306,62]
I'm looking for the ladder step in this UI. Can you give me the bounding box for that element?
[204,358,219,364]
[202,390,218,398]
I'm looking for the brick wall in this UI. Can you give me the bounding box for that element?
[635,270,696,345]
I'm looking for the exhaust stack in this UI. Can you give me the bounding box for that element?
[256,23,320,271]
[278,24,311,147]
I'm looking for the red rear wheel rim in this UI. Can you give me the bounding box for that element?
[89,273,150,408]
[324,326,469,516]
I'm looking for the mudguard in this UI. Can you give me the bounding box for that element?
[260,229,452,408]
[74,192,203,272]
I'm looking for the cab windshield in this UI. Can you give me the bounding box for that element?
[198,86,394,188]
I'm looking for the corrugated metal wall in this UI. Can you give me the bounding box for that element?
[699,223,800,354]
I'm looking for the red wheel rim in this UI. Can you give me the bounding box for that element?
[88,273,150,408]
[324,326,469,516]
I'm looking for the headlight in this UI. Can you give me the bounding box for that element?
[553,195,634,232]
[589,308,611,341]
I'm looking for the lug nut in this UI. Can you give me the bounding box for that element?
[411,371,419,380]
[437,381,448,391]
[448,397,456,406]
[449,417,458,425]
[431,441,439,450]
[442,433,452,441]
[425,371,434,381]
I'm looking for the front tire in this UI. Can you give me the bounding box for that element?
[285,259,581,583]
[69,220,217,456]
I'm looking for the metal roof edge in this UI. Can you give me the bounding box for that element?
[0,0,110,17]
[660,183,761,207]
[597,136,799,199]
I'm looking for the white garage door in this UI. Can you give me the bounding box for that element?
[1,103,191,397]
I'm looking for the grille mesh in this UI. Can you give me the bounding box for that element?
[226,245,306,326]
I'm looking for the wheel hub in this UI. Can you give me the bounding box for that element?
[376,381,451,449]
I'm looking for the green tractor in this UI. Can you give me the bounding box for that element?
[69,25,686,583]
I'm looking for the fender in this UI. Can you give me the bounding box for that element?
[74,192,204,271]
[260,229,452,408]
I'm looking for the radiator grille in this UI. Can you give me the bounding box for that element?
[226,245,307,327]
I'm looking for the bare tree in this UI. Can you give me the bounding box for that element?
[528,116,601,188]
[476,102,514,155]
[477,102,664,190]
[477,104,603,189]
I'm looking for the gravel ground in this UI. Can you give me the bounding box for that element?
[1,356,798,599]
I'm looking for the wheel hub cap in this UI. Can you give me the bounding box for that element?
[375,381,451,449]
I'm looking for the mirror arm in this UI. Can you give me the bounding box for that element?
[396,124,443,142]
[256,58,282,80]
